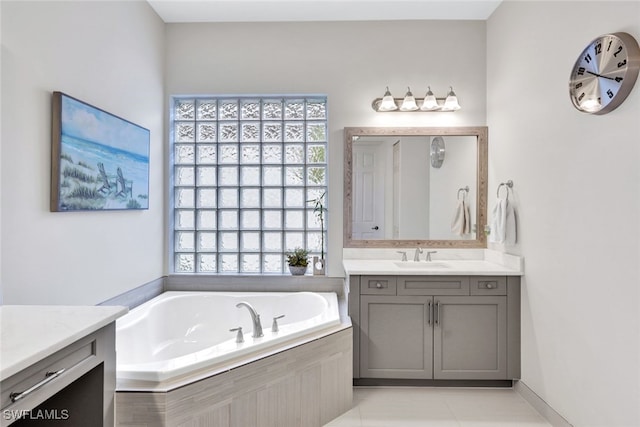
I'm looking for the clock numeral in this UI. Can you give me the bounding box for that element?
[575,82,583,89]
[578,92,585,101]
[615,76,624,83]
[577,67,585,76]
[607,89,614,99]
[595,42,602,55]
[614,45,623,57]
[618,59,627,68]
[584,53,592,63]
[607,40,613,51]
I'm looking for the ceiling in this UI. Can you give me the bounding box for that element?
[147,0,503,23]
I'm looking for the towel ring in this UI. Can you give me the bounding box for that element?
[497,180,514,199]
[457,186,469,200]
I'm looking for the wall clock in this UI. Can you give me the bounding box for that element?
[569,32,640,114]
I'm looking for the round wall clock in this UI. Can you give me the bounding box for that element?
[569,32,640,114]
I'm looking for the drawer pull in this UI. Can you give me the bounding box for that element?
[10,368,66,403]
[376,282,383,289]
[486,283,495,289]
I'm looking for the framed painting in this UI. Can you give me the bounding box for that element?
[51,92,150,211]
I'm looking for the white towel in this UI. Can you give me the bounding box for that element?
[451,198,471,236]
[489,198,517,244]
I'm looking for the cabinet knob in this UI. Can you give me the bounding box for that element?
[486,283,495,289]
[376,282,382,289]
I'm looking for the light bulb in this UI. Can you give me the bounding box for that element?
[378,86,398,111]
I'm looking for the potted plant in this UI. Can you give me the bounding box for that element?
[308,192,326,275]
[286,247,309,275]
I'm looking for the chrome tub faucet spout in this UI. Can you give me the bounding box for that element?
[236,301,264,338]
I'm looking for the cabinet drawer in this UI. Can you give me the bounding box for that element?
[397,276,470,296]
[360,276,397,295]
[470,277,507,295]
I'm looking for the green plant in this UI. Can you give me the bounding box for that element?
[307,191,326,259]
[286,247,309,267]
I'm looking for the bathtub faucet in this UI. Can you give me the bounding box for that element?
[236,302,264,338]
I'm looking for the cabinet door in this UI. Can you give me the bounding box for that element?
[433,296,507,380]
[360,296,433,379]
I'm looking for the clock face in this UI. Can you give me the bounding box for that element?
[569,32,640,114]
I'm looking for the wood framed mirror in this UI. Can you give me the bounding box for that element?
[344,126,488,248]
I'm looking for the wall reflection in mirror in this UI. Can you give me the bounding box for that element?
[344,127,488,248]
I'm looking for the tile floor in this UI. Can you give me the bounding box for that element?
[324,387,552,427]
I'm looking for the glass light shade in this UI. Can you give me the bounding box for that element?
[442,86,461,111]
[378,86,398,111]
[399,87,419,111]
[420,86,439,110]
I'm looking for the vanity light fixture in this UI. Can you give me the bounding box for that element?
[372,86,462,112]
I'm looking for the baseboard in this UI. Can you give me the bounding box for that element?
[354,378,513,388]
[515,380,573,427]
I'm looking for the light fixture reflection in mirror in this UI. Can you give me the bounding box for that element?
[344,127,488,249]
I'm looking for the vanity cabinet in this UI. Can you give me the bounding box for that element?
[350,275,520,383]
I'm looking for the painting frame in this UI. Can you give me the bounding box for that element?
[51,92,150,212]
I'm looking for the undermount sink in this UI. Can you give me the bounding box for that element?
[393,261,450,269]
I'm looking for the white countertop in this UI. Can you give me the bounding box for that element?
[0,305,128,381]
[343,249,523,276]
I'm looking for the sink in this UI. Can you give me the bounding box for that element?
[393,261,450,269]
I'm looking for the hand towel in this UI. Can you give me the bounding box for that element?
[489,198,517,244]
[451,198,471,236]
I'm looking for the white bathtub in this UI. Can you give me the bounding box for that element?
[116,291,341,385]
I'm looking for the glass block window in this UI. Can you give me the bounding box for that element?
[171,96,328,274]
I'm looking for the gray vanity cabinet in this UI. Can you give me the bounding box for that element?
[350,275,520,383]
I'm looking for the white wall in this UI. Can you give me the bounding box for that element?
[166,20,487,275]
[487,2,640,426]
[0,1,165,304]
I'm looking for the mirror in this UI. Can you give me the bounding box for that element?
[344,127,487,248]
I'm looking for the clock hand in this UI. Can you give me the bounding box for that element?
[586,70,616,81]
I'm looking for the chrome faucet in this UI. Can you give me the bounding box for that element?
[397,251,407,261]
[236,302,264,338]
[413,247,423,262]
[425,250,438,262]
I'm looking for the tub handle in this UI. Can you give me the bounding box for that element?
[272,315,285,333]
[230,327,244,343]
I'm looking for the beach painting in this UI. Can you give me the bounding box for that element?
[51,92,150,211]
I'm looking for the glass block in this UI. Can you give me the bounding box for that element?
[219,123,238,142]
[240,166,260,186]
[198,210,216,230]
[263,232,283,252]
[307,167,326,185]
[241,122,260,142]
[175,166,195,186]
[284,100,304,120]
[175,188,195,208]
[262,145,282,163]
[306,123,326,142]
[218,188,238,208]
[306,232,323,252]
[241,254,260,273]
[307,188,325,204]
[198,232,217,251]
[263,123,282,142]
[175,253,195,273]
[241,232,260,251]
[241,210,260,229]
[175,122,195,142]
[241,145,260,164]
[285,166,304,185]
[219,100,239,120]
[262,166,282,186]
[220,254,239,272]
[219,232,239,251]
[196,166,216,186]
[306,101,327,119]
[263,210,282,229]
[198,254,217,273]
[285,145,304,163]
[284,123,304,142]
[307,210,322,229]
[241,188,260,208]
[197,100,217,120]
[285,210,304,229]
[241,100,261,120]
[218,145,238,163]
[175,144,195,164]
[176,231,195,251]
[285,188,304,207]
[307,145,326,163]
[197,123,216,142]
[175,100,195,120]
[263,254,282,273]
[219,166,238,186]
[219,210,238,230]
[285,232,304,252]
[262,188,282,208]
[196,145,216,164]
[175,210,195,230]
[262,100,283,120]
[197,188,217,208]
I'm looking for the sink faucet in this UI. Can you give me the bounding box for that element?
[236,302,263,338]
[413,247,423,262]
[425,251,438,262]
[396,251,407,261]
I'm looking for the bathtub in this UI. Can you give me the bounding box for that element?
[116,291,341,386]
